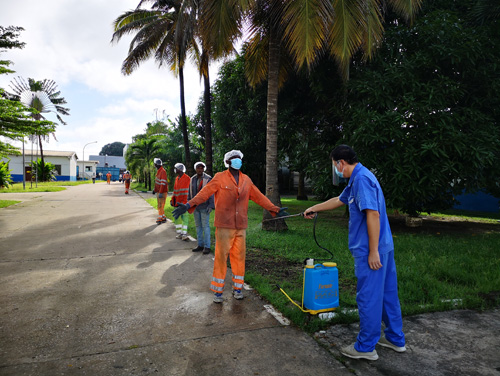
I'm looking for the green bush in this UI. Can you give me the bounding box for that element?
[0,161,13,188]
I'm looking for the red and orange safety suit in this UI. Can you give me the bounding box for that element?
[188,169,279,293]
[123,172,131,194]
[171,173,191,235]
[106,172,111,184]
[154,166,168,221]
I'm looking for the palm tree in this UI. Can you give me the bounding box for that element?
[126,137,162,191]
[112,0,197,175]
[239,0,423,230]
[194,0,246,175]
[8,77,69,181]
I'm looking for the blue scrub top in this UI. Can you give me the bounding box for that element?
[339,163,394,257]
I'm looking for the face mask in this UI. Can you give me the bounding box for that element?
[334,164,344,178]
[230,158,242,170]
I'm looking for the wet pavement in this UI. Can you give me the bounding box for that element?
[1,183,499,375]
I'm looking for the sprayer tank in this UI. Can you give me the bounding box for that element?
[303,262,339,311]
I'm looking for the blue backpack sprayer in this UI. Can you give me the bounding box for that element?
[267,212,339,315]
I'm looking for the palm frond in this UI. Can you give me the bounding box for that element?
[387,0,422,22]
[361,0,384,60]
[282,0,333,69]
[244,32,269,88]
[328,0,366,81]
[199,0,245,58]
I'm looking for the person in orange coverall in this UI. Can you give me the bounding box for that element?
[152,158,168,225]
[106,171,111,184]
[123,170,132,194]
[171,163,191,240]
[173,150,289,303]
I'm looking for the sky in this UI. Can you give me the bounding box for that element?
[0,0,223,159]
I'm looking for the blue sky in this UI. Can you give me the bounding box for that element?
[0,0,222,159]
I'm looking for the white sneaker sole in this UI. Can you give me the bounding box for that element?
[378,341,406,353]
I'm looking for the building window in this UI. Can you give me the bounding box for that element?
[85,166,92,172]
[54,165,62,175]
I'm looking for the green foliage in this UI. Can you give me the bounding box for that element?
[0,160,13,188]
[30,158,56,182]
[0,26,25,75]
[342,6,500,216]
[125,137,162,191]
[99,142,125,156]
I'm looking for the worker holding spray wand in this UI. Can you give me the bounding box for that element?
[304,145,405,361]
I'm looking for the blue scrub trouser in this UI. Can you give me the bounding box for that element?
[354,250,405,352]
[193,207,211,248]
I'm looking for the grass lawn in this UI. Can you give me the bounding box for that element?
[0,180,94,193]
[0,200,20,208]
[138,184,500,332]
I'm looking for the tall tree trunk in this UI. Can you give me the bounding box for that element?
[38,135,45,181]
[262,28,287,232]
[179,67,192,175]
[203,71,213,176]
[297,171,308,200]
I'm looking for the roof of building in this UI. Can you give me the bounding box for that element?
[9,149,77,158]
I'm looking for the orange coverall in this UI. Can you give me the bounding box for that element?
[188,169,279,293]
[123,172,131,194]
[154,166,168,221]
[171,173,191,235]
[106,172,111,184]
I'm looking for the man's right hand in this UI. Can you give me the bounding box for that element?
[152,190,156,195]
[172,203,189,219]
[303,208,316,219]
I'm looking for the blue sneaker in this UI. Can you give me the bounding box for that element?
[213,293,223,303]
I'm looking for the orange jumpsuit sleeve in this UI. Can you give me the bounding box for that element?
[249,183,280,216]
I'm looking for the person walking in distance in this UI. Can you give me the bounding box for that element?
[188,162,215,255]
[106,171,111,184]
[173,150,289,303]
[171,163,191,240]
[304,145,406,361]
[123,170,132,194]
[152,158,168,225]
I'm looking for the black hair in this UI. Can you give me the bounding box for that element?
[330,145,358,164]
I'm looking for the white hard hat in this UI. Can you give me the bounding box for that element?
[194,161,206,170]
[174,163,186,172]
[224,150,244,168]
[154,158,162,166]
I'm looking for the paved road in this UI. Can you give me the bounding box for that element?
[0,183,347,375]
[1,183,499,376]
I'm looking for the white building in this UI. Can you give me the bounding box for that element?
[1,149,97,182]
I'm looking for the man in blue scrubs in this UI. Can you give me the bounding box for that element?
[305,145,405,361]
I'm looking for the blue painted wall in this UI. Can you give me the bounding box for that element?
[453,190,499,213]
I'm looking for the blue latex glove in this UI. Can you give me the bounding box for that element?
[158,193,164,198]
[173,203,190,219]
[206,207,212,214]
[276,207,290,218]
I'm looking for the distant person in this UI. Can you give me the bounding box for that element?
[123,170,132,194]
[188,162,214,255]
[304,145,406,361]
[106,171,111,184]
[92,172,96,184]
[173,150,288,303]
[171,163,190,240]
[152,158,168,225]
